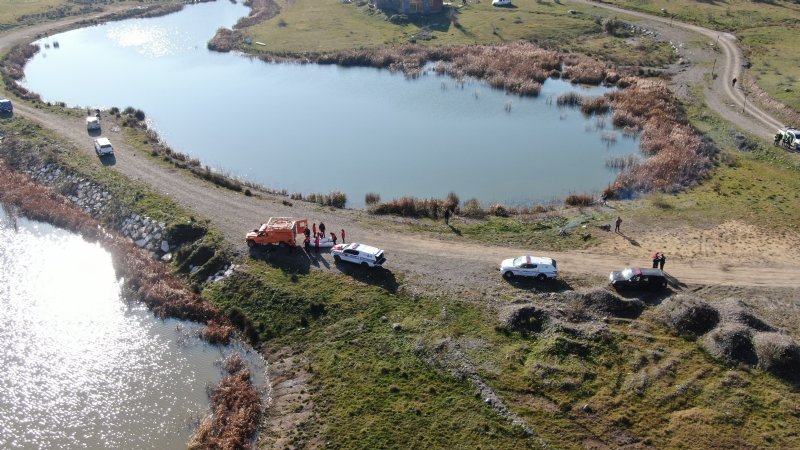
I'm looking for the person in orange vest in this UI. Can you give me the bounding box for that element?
[341,228,346,243]
[331,232,337,245]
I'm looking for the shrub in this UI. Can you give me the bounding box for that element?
[497,304,547,334]
[753,332,800,380]
[488,203,509,217]
[564,193,594,207]
[564,288,644,319]
[703,324,757,366]
[580,96,610,115]
[462,198,485,218]
[446,191,460,212]
[716,298,775,331]
[660,295,719,336]
[365,192,381,205]
[134,109,146,121]
[557,92,583,107]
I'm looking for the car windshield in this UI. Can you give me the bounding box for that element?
[621,268,635,279]
[513,256,527,266]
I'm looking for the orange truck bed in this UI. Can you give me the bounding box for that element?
[246,217,308,248]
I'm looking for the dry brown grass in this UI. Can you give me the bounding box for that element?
[608,78,716,196]
[1,44,42,101]
[370,195,449,219]
[189,354,261,450]
[564,193,595,207]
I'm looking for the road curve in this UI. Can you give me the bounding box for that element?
[573,0,785,136]
[2,7,798,291]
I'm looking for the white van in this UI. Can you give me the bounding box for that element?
[93,137,114,156]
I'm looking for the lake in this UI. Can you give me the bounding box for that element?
[0,209,265,449]
[23,0,640,207]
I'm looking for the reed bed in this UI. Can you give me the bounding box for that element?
[370,196,449,219]
[189,354,261,450]
[607,78,716,195]
[0,44,42,101]
[564,193,595,207]
[580,96,610,115]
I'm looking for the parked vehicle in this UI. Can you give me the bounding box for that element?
[776,127,800,150]
[492,0,512,6]
[331,242,386,267]
[93,137,114,156]
[500,256,558,281]
[246,217,308,248]
[86,116,101,131]
[609,267,667,290]
[0,98,12,114]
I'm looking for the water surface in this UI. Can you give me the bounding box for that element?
[0,210,264,449]
[24,1,640,207]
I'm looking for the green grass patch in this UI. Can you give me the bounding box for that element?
[242,0,670,67]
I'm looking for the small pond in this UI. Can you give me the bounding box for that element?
[23,0,640,207]
[0,209,265,449]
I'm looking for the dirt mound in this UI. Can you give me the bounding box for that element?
[563,288,644,319]
[497,304,547,334]
[716,297,775,331]
[702,324,757,366]
[659,295,719,336]
[753,332,800,381]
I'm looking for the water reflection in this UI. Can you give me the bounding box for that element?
[0,210,263,449]
[23,0,641,207]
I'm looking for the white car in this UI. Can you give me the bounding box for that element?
[331,242,386,267]
[492,0,512,6]
[500,256,558,281]
[86,116,101,131]
[93,137,114,156]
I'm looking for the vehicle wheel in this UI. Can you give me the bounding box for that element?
[246,240,255,248]
[361,262,369,268]
[334,255,341,263]
[503,271,514,280]
[536,274,547,282]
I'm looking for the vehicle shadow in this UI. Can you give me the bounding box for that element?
[663,271,686,290]
[99,153,117,166]
[612,288,674,306]
[88,128,102,137]
[248,245,316,274]
[334,260,399,293]
[503,276,572,293]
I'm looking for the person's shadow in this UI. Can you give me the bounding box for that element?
[448,224,462,236]
[617,231,640,247]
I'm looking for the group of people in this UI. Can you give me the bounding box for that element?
[774,130,796,148]
[651,252,667,270]
[303,221,346,253]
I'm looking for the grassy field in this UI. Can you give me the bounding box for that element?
[242,0,674,66]
[603,0,800,112]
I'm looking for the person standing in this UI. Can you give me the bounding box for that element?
[331,232,337,245]
[444,208,451,225]
[314,235,320,253]
[341,228,346,243]
[659,253,666,270]
[652,252,660,269]
[312,222,317,238]
[304,226,311,240]
[304,236,310,252]
[732,77,737,87]
[615,216,622,233]
[319,222,326,237]
[601,191,608,206]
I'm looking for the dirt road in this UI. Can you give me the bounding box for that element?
[2,7,798,293]
[572,0,784,137]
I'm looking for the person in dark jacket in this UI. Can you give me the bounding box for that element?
[319,222,326,237]
[444,208,451,225]
[659,253,666,270]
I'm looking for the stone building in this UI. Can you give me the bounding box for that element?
[375,0,444,14]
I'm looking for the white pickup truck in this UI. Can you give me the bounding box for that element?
[331,243,386,268]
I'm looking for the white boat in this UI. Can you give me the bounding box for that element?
[306,237,336,248]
